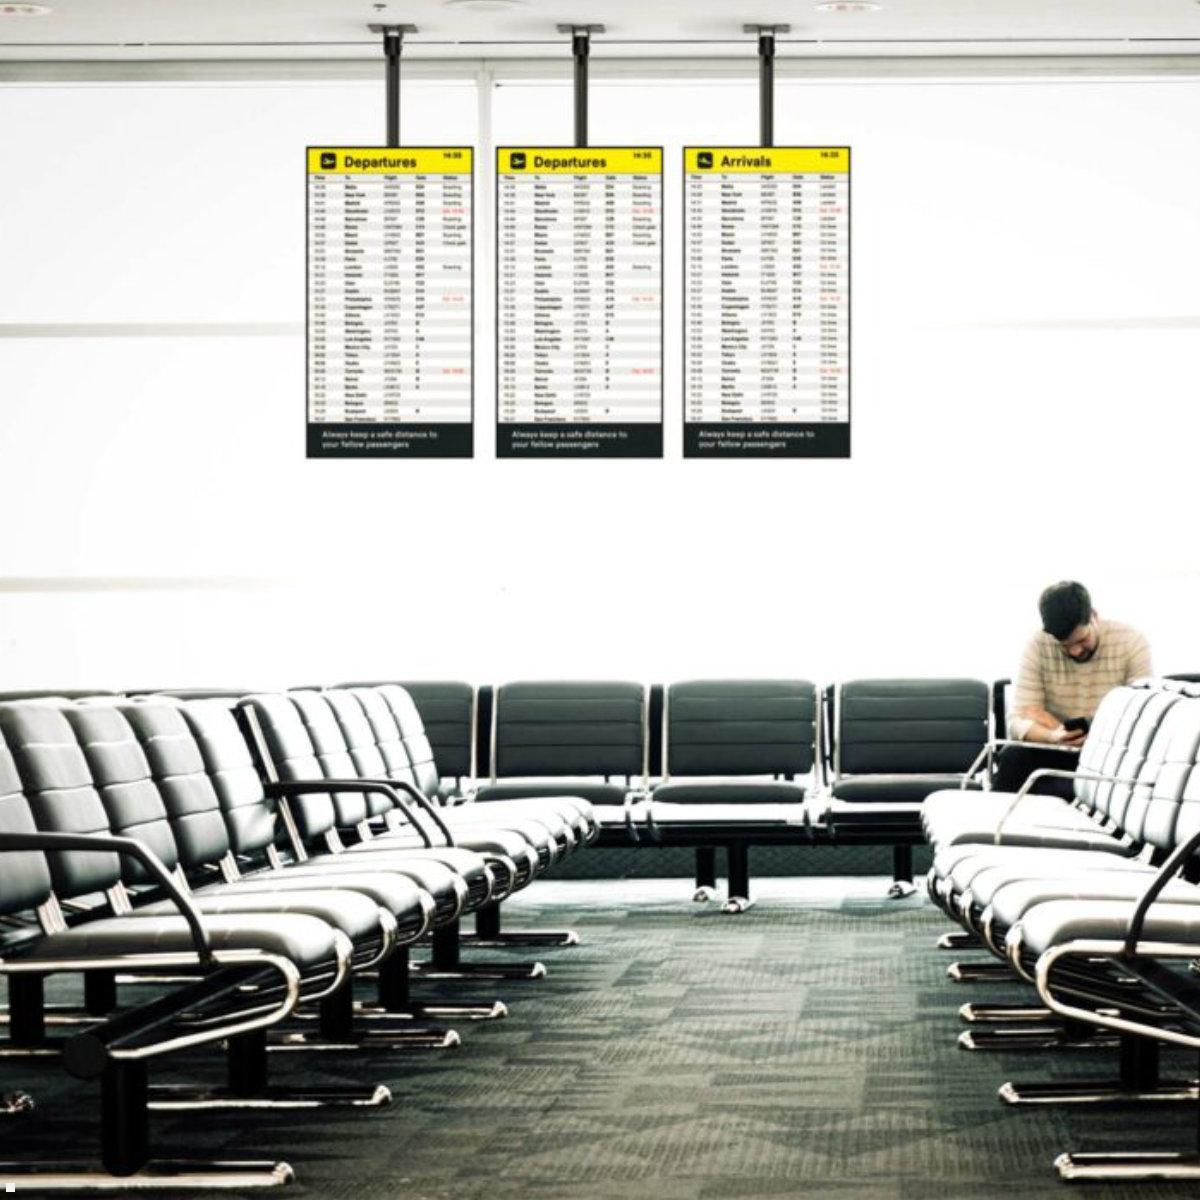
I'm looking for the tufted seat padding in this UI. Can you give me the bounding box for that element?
[343,684,588,851]
[924,682,1179,854]
[135,886,384,943]
[360,685,594,843]
[247,691,528,884]
[649,802,809,829]
[17,911,342,970]
[1017,899,1200,957]
[832,774,979,804]
[986,869,1199,934]
[652,781,806,806]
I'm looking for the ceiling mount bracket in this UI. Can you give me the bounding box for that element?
[556,24,605,148]
[743,24,789,147]
[368,22,418,146]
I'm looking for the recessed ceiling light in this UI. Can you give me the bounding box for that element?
[815,1,882,10]
[441,0,525,10]
[0,3,52,13]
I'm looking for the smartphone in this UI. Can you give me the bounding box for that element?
[1062,717,1090,734]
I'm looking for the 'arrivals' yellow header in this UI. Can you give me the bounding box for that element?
[684,147,849,174]
[498,147,662,175]
[307,147,472,175]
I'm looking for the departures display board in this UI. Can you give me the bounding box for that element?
[306,147,473,458]
[496,147,664,458]
[683,147,850,458]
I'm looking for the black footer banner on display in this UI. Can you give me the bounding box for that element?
[684,422,850,459]
[497,423,663,459]
[307,423,474,459]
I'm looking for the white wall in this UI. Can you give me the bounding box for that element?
[0,71,1197,689]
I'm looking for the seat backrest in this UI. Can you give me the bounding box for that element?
[0,702,122,901]
[492,681,646,781]
[374,686,442,797]
[665,680,816,779]
[399,682,474,779]
[240,693,342,842]
[1120,693,1200,850]
[340,681,474,780]
[62,703,183,883]
[1081,684,1179,823]
[0,721,55,917]
[177,699,281,857]
[834,678,989,776]
[345,687,422,786]
[319,689,396,818]
[116,701,237,871]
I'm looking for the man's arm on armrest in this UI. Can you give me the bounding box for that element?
[1009,634,1083,746]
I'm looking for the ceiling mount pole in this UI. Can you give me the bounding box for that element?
[744,24,789,148]
[557,24,605,148]
[369,22,418,147]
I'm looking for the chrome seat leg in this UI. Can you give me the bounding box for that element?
[459,905,578,948]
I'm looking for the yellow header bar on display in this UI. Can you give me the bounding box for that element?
[684,147,849,174]
[497,147,662,175]
[307,147,472,175]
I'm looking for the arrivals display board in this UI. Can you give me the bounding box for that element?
[683,147,850,458]
[496,147,663,458]
[306,147,473,458]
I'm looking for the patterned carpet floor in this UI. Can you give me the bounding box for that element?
[6,876,1200,1198]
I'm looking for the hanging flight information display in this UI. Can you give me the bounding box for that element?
[684,146,850,458]
[306,146,473,458]
[496,147,663,458]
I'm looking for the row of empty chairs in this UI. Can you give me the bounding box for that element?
[922,677,1200,1182]
[5,677,1002,918]
[404,677,993,909]
[0,686,593,1190]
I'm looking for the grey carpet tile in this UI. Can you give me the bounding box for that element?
[3,876,1198,1199]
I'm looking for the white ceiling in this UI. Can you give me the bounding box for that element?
[3,0,1200,63]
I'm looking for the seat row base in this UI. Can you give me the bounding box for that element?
[0,1160,295,1192]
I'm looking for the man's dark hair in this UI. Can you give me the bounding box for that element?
[1039,581,1093,641]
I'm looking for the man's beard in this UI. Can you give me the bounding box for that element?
[1070,646,1097,664]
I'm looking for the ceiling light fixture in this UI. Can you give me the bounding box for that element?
[0,4,52,14]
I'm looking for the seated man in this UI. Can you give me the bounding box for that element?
[995,580,1152,796]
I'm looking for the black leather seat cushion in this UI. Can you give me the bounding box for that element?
[136,885,383,942]
[650,802,808,829]
[22,911,340,969]
[475,781,629,806]
[1019,898,1200,956]
[832,774,977,804]
[653,781,806,805]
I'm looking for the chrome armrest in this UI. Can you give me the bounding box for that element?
[1034,937,1200,1051]
[268,778,441,849]
[331,775,458,848]
[960,738,1080,790]
[0,830,212,966]
[993,767,1139,845]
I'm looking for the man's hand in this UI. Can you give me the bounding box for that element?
[1017,708,1087,746]
[1047,725,1086,747]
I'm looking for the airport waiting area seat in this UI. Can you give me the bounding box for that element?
[10,672,1200,1188]
[920,676,1200,1182]
[473,680,650,838]
[818,677,990,896]
[0,686,593,1189]
[645,679,816,913]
